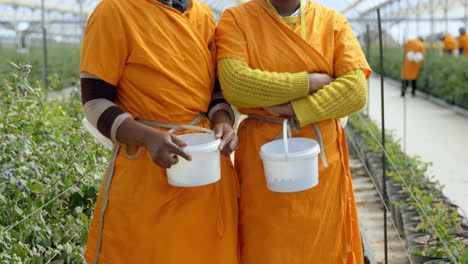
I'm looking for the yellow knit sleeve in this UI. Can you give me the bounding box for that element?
[291,69,367,127]
[217,58,309,108]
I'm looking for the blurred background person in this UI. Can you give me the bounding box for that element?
[440,33,459,55]
[459,27,468,55]
[401,37,425,97]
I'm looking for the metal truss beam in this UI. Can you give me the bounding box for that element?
[348,16,466,22]
[0,0,91,16]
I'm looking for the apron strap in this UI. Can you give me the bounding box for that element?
[92,113,206,264]
[247,114,329,168]
[93,144,120,264]
[125,113,207,159]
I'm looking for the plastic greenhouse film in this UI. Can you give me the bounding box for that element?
[82,117,113,151]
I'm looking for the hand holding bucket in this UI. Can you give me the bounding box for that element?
[166,126,221,187]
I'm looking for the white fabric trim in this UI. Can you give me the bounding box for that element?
[80,72,100,79]
[111,113,133,143]
[208,103,235,125]
[83,98,134,143]
[83,99,116,127]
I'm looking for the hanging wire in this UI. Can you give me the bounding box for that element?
[1,183,79,234]
[355,112,461,262]
[347,127,414,264]
[45,234,78,264]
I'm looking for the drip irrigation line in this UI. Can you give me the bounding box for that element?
[376,8,388,264]
[1,183,78,234]
[355,112,461,262]
[45,234,78,264]
[347,128,414,264]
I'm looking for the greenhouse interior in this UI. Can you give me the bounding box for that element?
[1,0,467,263]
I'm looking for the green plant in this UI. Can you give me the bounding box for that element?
[0,63,108,263]
[417,203,467,262]
[0,45,80,90]
[348,112,468,263]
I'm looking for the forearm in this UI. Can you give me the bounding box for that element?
[207,78,235,125]
[115,118,157,147]
[218,58,309,108]
[291,69,367,127]
[80,74,133,143]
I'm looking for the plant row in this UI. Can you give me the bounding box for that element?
[348,113,468,264]
[0,45,80,91]
[367,46,468,110]
[0,64,108,263]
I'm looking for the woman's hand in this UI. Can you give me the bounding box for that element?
[143,129,192,169]
[211,110,238,156]
[117,118,192,169]
[308,73,334,93]
[263,102,295,118]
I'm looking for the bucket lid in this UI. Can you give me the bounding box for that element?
[177,133,220,153]
[260,137,320,161]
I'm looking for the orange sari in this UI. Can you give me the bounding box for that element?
[216,0,371,263]
[81,0,239,263]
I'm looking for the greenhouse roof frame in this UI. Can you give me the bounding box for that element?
[0,0,467,42]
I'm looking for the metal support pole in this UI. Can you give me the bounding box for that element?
[366,24,371,117]
[416,5,420,36]
[403,95,407,153]
[41,0,48,88]
[465,0,467,26]
[79,0,84,42]
[445,0,449,33]
[377,9,388,264]
[431,0,435,53]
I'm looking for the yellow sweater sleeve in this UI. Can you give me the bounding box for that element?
[291,69,368,127]
[217,58,310,108]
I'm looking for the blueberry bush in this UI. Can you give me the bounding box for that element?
[0,63,108,263]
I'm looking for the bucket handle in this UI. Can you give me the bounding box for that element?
[126,123,214,159]
[168,125,214,135]
[282,119,293,160]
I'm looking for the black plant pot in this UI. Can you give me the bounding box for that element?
[386,182,404,199]
[408,245,448,264]
[407,232,433,247]
[390,194,410,235]
[400,203,417,215]
[402,211,421,226]
[404,221,426,237]
[454,231,468,245]
[423,260,451,264]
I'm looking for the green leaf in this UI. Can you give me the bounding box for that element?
[74,164,85,175]
[14,205,24,215]
[8,61,20,69]
[28,183,43,193]
[80,213,88,225]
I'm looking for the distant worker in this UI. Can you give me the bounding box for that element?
[459,27,468,55]
[440,33,459,55]
[401,37,425,97]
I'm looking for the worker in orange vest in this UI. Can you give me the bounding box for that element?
[459,27,468,55]
[401,37,425,97]
[440,33,459,55]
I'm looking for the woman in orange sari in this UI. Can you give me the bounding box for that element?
[80,0,239,263]
[216,0,371,263]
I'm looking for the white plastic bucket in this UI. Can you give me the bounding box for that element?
[167,128,221,187]
[260,120,321,193]
[82,117,113,151]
